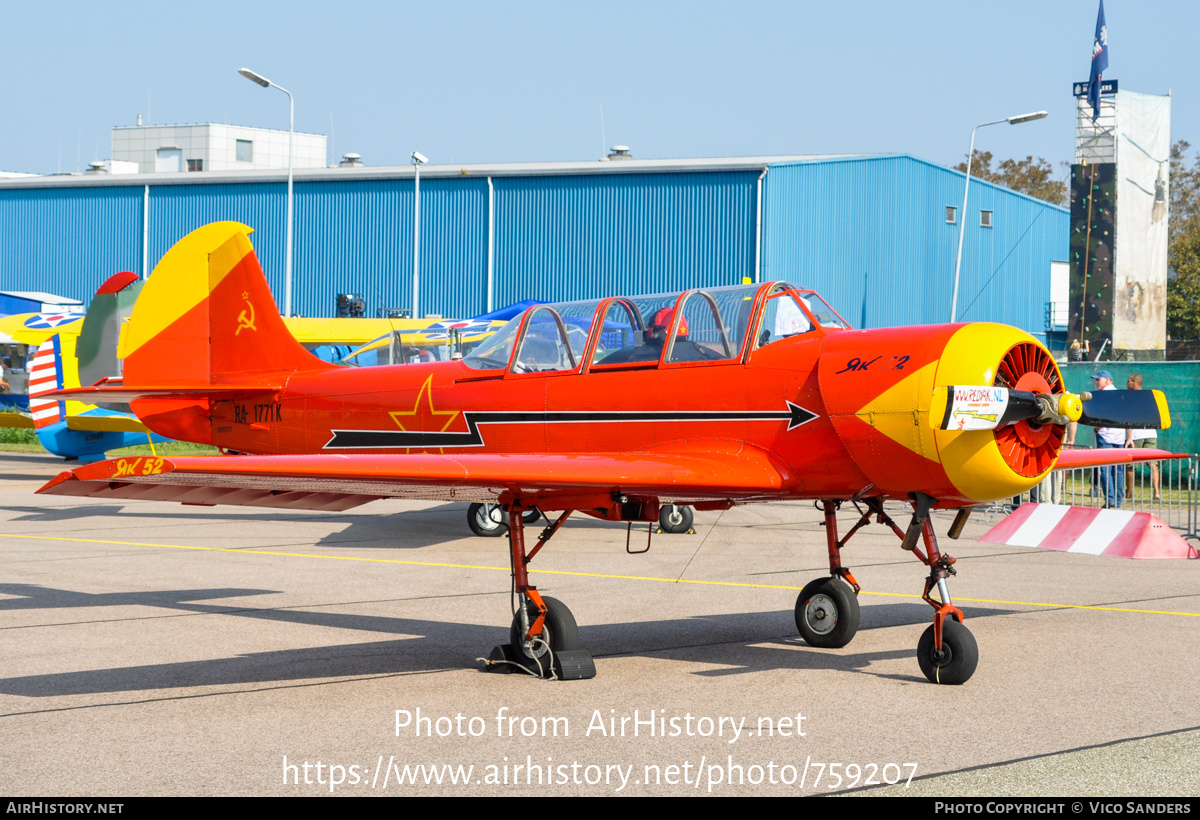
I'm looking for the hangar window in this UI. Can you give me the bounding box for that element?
[186,159,203,172]
[945,206,957,224]
[980,209,993,228]
[236,139,253,163]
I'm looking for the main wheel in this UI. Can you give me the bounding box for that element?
[468,503,507,537]
[509,597,580,669]
[795,576,860,648]
[659,504,694,534]
[917,618,978,685]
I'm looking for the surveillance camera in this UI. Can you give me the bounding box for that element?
[411,151,428,165]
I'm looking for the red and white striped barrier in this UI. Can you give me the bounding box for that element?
[980,503,1197,559]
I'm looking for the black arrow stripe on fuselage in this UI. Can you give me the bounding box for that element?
[323,404,818,450]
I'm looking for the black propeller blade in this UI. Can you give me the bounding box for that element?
[1078,389,1170,429]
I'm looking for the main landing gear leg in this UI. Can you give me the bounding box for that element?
[902,493,978,685]
[481,506,596,680]
[795,499,862,649]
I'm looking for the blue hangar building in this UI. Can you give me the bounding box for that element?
[0,153,1066,339]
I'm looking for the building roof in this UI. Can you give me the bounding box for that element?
[0,153,861,189]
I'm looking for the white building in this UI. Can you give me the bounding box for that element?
[111,123,327,173]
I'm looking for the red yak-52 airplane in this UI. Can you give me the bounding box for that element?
[39,222,1177,684]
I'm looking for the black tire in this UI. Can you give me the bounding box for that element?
[794,576,860,648]
[917,618,979,685]
[509,597,580,666]
[522,509,542,524]
[468,503,507,538]
[659,504,694,534]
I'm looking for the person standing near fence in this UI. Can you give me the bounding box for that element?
[1093,370,1132,507]
[1126,373,1162,501]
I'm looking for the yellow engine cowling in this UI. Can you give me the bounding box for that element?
[818,323,1065,506]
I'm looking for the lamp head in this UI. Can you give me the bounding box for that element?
[1006,110,1048,125]
[238,68,271,88]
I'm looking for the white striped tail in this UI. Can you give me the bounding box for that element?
[28,338,63,429]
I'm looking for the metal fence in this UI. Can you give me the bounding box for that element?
[979,456,1199,541]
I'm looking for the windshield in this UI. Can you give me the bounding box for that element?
[462,318,522,370]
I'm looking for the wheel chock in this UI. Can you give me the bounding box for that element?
[482,644,520,673]
[553,649,597,680]
[480,645,597,679]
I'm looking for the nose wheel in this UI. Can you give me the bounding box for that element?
[917,618,978,685]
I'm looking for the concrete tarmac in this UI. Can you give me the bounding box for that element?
[1,452,1198,797]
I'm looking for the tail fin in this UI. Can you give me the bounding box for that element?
[122,222,328,390]
[28,337,64,430]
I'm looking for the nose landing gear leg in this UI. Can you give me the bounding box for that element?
[904,493,978,685]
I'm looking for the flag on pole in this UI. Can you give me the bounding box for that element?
[1087,0,1109,121]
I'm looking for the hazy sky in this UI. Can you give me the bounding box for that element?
[2,1,1194,175]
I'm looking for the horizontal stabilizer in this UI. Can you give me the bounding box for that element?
[66,415,152,434]
[0,413,34,429]
[50,385,271,404]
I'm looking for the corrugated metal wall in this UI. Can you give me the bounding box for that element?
[418,177,488,318]
[0,157,1066,338]
[150,179,420,319]
[492,172,758,307]
[149,181,289,304]
[0,186,142,301]
[762,155,1068,337]
[294,179,412,318]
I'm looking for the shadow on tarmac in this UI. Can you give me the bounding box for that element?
[0,582,1018,697]
[2,502,709,549]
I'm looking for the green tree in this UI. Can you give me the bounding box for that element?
[1167,228,1200,340]
[1168,140,1200,341]
[1169,140,1200,245]
[954,151,1067,206]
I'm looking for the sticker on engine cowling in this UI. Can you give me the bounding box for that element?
[942,386,1009,431]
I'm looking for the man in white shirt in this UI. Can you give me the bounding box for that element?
[1126,373,1161,500]
[1093,370,1131,508]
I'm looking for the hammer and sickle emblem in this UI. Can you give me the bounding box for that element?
[236,291,257,335]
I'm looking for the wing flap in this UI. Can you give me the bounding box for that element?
[37,442,796,511]
[1054,448,1186,470]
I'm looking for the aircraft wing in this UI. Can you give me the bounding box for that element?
[36,442,796,512]
[0,413,34,428]
[1053,448,1185,469]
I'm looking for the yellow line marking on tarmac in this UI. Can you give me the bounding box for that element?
[4,532,1199,619]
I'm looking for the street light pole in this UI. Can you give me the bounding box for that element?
[411,151,427,319]
[950,110,1049,323]
[238,67,295,318]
